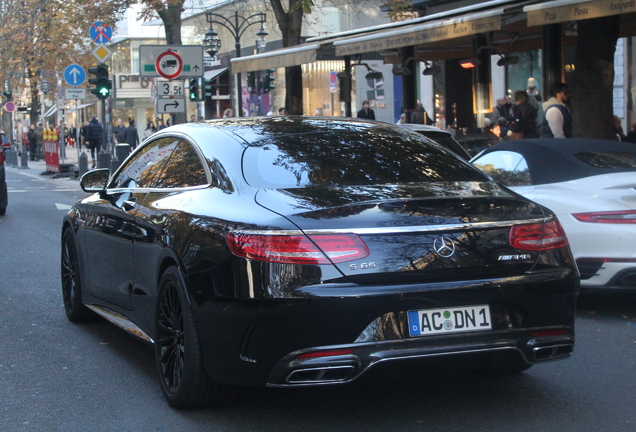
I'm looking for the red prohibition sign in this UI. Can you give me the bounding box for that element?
[155,50,183,80]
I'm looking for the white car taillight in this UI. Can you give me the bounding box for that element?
[572,211,636,224]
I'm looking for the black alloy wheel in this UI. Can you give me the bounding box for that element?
[61,228,92,322]
[154,266,234,409]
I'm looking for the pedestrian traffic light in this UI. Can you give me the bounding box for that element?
[3,91,12,101]
[203,78,214,99]
[247,72,256,94]
[88,64,111,99]
[189,78,199,101]
[263,69,275,93]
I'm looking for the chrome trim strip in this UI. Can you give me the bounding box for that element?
[234,218,546,236]
[86,305,154,343]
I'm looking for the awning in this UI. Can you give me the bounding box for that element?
[524,0,636,27]
[333,8,504,56]
[204,67,228,80]
[42,105,57,118]
[230,44,320,73]
[68,103,94,112]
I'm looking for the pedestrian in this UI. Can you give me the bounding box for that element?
[356,100,375,120]
[223,108,233,118]
[144,121,156,139]
[113,118,127,144]
[27,124,37,161]
[157,119,167,131]
[540,83,571,139]
[190,114,196,123]
[125,119,139,150]
[508,90,538,140]
[624,122,636,143]
[87,115,103,168]
[34,123,44,161]
[278,107,287,115]
[526,77,542,112]
[613,115,626,141]
[80,121,88,150]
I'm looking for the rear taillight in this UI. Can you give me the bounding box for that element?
[509,220,569,251]
[226,232,370,264]
[573,211,636,224]
[297,349,354,359]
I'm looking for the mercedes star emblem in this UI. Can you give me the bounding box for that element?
[433,235,456,258]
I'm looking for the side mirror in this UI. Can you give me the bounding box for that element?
[80,168,110,193]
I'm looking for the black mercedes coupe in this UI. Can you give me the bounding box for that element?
[61,117,579,409]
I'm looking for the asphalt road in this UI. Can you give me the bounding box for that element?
[1,165,635,432]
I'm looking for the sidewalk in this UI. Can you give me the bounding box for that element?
[21,144,88,179]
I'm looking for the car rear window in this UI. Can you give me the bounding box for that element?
[573,151,636,169]
[242,131,488,188]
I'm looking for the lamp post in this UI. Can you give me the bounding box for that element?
[204,11,267,117]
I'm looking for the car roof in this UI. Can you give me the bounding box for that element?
[474,138,636,184]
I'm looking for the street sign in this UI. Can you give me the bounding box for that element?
[89,21,113,44]
[157,97,186,114]
[329,71,338,94]
[63,64,86,86]
[156,80,185,97]
[140,45,204,78]
[65,88,87,100]
[155,50,183,80]
[4,102,15,112]
[91,44,112,63]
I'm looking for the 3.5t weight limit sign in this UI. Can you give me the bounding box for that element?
[157,80,185,97]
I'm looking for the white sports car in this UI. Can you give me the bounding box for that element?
[472,138,636,290]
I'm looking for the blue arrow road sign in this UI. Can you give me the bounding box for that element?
[89,21,113,44]
[63,64,86,86]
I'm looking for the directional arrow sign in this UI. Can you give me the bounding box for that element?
[63,64,86,86]
[157,97,185,114]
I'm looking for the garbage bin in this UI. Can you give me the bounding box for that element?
[115,144,131,162]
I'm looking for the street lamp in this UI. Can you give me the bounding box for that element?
[204,10,267,117]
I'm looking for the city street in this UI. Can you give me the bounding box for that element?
[1,163,635,432]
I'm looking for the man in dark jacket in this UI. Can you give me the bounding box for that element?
[357,100,375,120]
[27,124,37,161]
[113,118,127,144]
[87,115,103,168]
[125,120,139,149]
[540,83,571,138]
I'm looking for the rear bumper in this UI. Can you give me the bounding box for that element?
[577,258,636,289]
[195,270,578,387]
[267,328,574,387]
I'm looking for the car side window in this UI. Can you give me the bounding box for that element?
[110,137,180,189]
[473,150,532,186]
[154,140,208,188]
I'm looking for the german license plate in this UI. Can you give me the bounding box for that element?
[408,305,492,337]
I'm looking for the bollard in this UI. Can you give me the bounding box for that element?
[19,146,29,169]
[11,146,19,168]
[97,150,111,169]
[78,152,88,177]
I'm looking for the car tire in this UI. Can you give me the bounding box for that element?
[154,265,235,409]
[61,228,93,322]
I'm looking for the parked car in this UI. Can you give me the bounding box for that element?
[62,117,578,409]
[471,138,636,290]
[0,132,10,215]
[398,123,472,159]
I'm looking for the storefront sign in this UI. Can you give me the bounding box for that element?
[114,75,154,99]
[526,0,636,27]
[335,15,501,56]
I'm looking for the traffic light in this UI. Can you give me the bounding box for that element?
[3,91,12,101]
[88,64,111,99]
[203,78,214,99]
[189,78,199,101]
[247,72,256,94]
[263,69,275,93]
